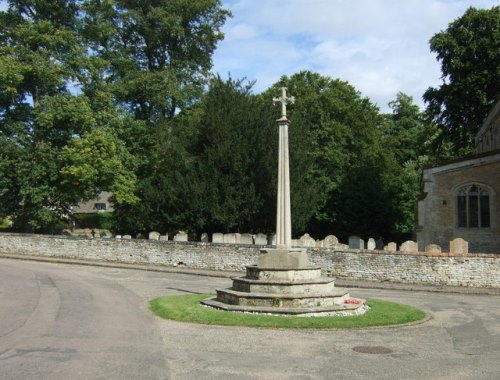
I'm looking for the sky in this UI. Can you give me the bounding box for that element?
[212,0,496,112]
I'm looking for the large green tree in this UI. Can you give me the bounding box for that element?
[424,6,499,153]
[263,71,402,241]
[0,0,137,232]
[382,93,438,236]
[82,0,230,123]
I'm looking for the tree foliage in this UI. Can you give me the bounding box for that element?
[82,0,230,123]
[424,6,500,153]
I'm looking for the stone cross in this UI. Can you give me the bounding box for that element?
[273,87,295,121]
[273,87,293,249]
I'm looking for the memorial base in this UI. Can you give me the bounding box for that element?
[202,249,367,317]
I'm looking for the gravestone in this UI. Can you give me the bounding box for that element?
[299,233,316,247]
[386,242,397,251]
[254,233,267,245]
[348,236,364,250]
[223,233,237,244]
[159,235,169,241]
[200,233,209,243]
[115,235,122,239]
[367,238,376,250]
[323,235,339,248]
[425,244,442,253]
[375,237,385,250]
[174,231,188,242]
[268,234,276,246]
[212,233,224,243]
[148,231,160,240]
[238,233,254,245]
[450,238,468,255]
[122,235,132,239]
[400,240,418,253]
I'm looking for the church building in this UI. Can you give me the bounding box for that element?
[417,101,500,253]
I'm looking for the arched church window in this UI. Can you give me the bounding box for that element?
[457,185,490,228]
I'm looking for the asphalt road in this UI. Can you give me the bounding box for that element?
[0,258,499,380]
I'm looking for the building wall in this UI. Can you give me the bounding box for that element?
[1,233,498,288]
[418,154,500,253]
[72,191,114,213]
[476,100,500,153]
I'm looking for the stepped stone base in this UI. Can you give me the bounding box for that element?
[201,250,367,317]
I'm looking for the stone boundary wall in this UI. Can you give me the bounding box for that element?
[0,233,498,288]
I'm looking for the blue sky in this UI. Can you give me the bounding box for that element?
[212,0,496,112]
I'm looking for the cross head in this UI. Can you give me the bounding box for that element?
[273,87,295,120]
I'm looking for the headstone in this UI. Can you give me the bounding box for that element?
[224,234,236,244]
[148,231,160,240]
[400,240,418,253]
[386,242,397,251]
[238,233,253,245]
[122,235,132,239]
[212,233,224,244]
[450,238,468,255]
[348,236,364,250]
[375,237,385,250]
[254,233,267,245]
[174,231,188,242]
[323,235,339,248]
[159,235,169,241]
[268,234,276,246]
[115,235,122,239]
[367,238,376,250]
[299,233,316,247]
[425,244,442,253]
[200,233,209,243]
[223,233,237,244]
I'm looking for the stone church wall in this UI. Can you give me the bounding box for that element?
[1,233,499,288]
[418,154,500,253]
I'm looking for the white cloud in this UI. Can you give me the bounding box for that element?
[214,0,494,112]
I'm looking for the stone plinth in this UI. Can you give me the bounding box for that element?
[257,248,308,268]
[202,251,367,317]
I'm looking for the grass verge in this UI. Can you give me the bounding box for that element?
[149,294,426,329]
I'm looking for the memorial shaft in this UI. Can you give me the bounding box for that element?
[273,87,295,249]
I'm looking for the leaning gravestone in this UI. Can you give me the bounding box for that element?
[348,236,364,250]
[149,231,160,240]
[400,240,418,253]
[200,233,209,243]
[450,238,468,255]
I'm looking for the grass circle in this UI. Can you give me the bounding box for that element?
[150,294,426,329]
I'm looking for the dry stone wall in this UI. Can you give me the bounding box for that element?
[0,233,498,288]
